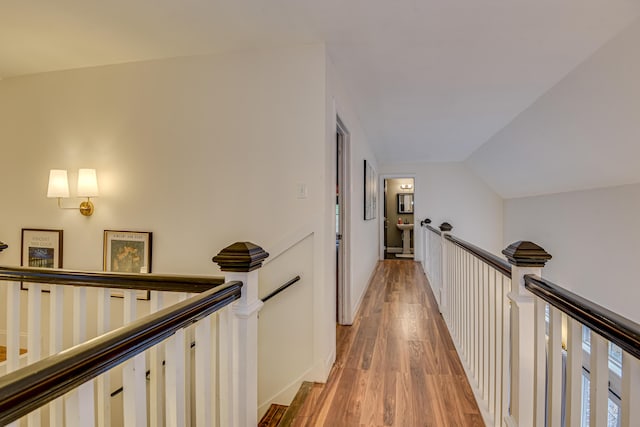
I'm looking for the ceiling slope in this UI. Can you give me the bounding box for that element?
[1,1,639,165]
[466,18,640,199]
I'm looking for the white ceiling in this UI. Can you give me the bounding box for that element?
[2,1,640,164]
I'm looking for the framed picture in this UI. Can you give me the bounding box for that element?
[20,228,63,291]
[364,159,377,220]
[103,230,152,300]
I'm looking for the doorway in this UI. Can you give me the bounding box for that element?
[336,117,350,325]
[382,177,415,260]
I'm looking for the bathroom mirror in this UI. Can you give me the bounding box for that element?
[397,193,414,214]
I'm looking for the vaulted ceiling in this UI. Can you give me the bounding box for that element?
[2,1,639,168]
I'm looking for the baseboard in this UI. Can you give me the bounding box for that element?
[258,367,314,419]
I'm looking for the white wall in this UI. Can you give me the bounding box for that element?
[467,18,640,199]
[504,183,640,323]
[0,45,345,415]
[380,162,504,258]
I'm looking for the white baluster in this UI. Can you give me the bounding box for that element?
[166,328,187,427]
[589,332,609,427]
[533,298,546,427]
[65,382,95,427]
[149,291,166,427]
[622,351,640,427]
[6,281,20,373]
[27,283,42,426]
[5,281,20,427]
[195,315,213,426]
[565,317,583,427]
[500,275,511,427]
[488,268,496,422]
[65,287,95,427]
[547,306,563,426]
[472,257,478,382]
[96,288,111,427]
[122,290,147,427]
[49,284,64,427]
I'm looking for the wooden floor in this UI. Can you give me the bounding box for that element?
[290,260,483,426]
[0,346,27,362]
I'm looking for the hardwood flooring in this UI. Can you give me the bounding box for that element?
[290,260,483,426]
[0,346,27,362]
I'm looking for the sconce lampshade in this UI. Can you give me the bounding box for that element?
[47,169,70,198]
[77,169,99,197]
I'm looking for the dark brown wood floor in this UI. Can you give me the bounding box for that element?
[291,260,483,426]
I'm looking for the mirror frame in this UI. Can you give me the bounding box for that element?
[397,193,414,214]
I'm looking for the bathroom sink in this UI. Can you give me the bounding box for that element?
[396,223,414,230]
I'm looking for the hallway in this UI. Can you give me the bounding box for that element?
[292,260,483,426]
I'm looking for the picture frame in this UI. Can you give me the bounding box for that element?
[103,230,152,300]
[20,228,63,292]
[364,159,377,220]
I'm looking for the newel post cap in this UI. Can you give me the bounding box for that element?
[439,222,453,232]
[212,242,269,272]
[0,241,7,252]
[502,241,551,267]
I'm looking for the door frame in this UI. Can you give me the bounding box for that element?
[378,173,417,260]
[336,115,351,325]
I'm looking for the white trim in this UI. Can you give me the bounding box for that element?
[336,113,352,326]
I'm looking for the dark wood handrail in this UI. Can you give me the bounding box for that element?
[0,241,7,252]
[261,276,301,303]
[444,234,512,278]
[0,280,242,425]
[0,266,225,293]
[426,225,441,236]
[524,274,640,360]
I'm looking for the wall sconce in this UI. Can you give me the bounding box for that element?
[47,169,99,216]
[400,183,413,190]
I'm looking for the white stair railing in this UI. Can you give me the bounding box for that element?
[423,223,640,427]
[0,240,268,427]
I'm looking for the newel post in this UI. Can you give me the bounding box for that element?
[502,241,551,427]
[213,242,269,427]
[438,222,453,314]
[420,219,431,267]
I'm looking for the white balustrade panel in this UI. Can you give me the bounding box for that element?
[438,241,512,427]
[0,281,226,427]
